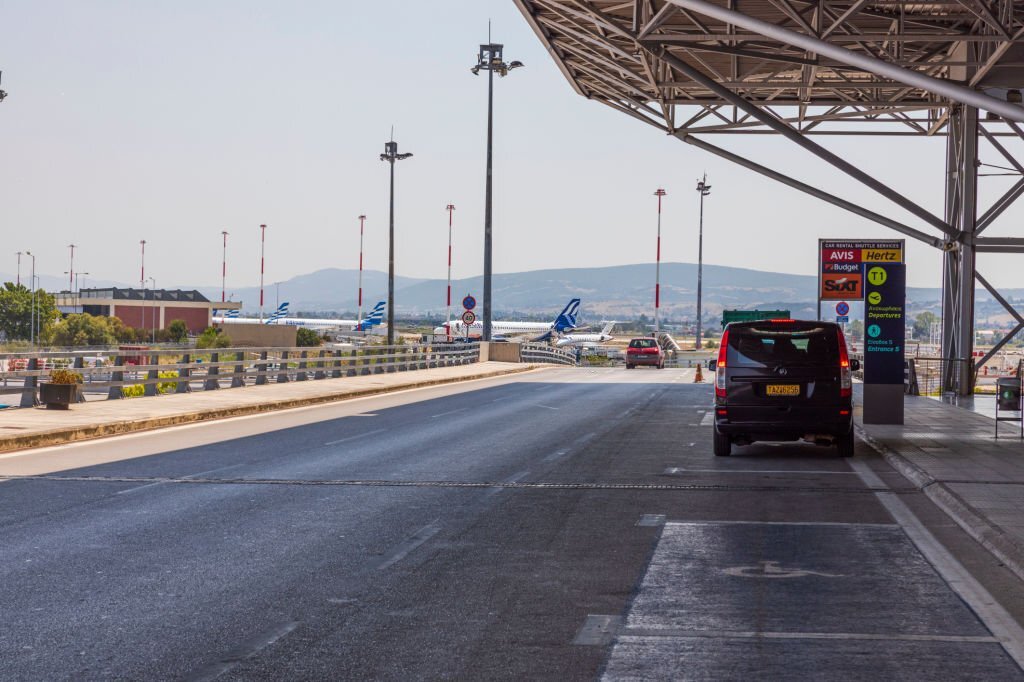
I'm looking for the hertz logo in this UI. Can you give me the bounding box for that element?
[863,249,901,262]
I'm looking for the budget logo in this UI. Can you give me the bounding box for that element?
[821,273,863,300]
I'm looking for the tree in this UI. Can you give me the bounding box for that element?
[0,282,59,342]
[196,327,232,349]
[296,327,322,347]
[167,319,188,344]
[913,311,938,340]
[50,314,117,346]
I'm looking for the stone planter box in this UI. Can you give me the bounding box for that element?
[40,383,77,410]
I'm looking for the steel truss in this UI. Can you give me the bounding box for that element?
[516,0,1024,394]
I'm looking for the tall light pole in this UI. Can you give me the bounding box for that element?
[259,224,267,321]
[445,204,456,339]
[472,40,523,341]
[653,188,666,334]
[695,175,711,351]
[220,230,229,303]
[357,215,366,330]
[380,137,413,347]
[77,272,89,313]
[25,251,35,344]
[67,243,76,293]
[146,276,157,343]
[15,251,21,287]
[139,239,146,289]
[0,71,7,103]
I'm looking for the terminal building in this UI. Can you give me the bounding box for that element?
[54,288,242,334]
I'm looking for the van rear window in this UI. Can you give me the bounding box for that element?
[629,339,658,349]
[727,326,838,367]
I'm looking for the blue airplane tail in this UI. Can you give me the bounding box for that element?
[265,302,289,324]
[552,298,581,333]
[357,301,386,330]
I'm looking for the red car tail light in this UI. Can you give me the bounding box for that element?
[715,329,729,398]
[837,330,852,398]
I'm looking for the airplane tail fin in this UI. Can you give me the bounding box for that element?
[600,320,616,335]
[265,302,289,324]
[358,301,386,330]
[552,298,581,333]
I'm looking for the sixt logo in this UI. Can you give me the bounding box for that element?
[824,278,858,292]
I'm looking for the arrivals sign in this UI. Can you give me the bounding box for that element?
[818,240,904,301]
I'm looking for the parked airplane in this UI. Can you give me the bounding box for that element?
[213,302,289,325]
[275,301,387,332]
[554,321,617,348]
[433,299,581,340]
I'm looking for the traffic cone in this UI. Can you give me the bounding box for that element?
[694,363,704,383]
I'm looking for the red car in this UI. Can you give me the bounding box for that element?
[625,337,665,369]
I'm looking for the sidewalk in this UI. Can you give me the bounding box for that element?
[857,388,1024,581]
[0,362,543,453]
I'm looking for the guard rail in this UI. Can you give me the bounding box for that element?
[520,343,577,366]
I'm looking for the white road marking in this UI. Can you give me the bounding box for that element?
[534,404,559,410]
[189,620,300,681]
[665,466,859,476]
[700,413,714,426]
[849,457,1024,668]
[377,523,442,571]
[430,408,467,419]
[324,428,387,446]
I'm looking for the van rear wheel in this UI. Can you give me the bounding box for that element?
[836,429,855,458]
[713,428,732,457]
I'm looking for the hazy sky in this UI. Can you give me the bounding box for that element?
[2,0,1021,292]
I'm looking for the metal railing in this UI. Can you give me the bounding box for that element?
[520,343,577,366]
[1,343,479,407]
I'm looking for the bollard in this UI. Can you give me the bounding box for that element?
[144,353,159,397]
[255,351,268,386]
[177,353,192,393]
[314,350,326,380]
[277,351,290,383]
[20,357,40,407]
[231,351,245,388]
[204,352,221,391]
[108,355,125,400]
[297,351,308,381]
[694,364,704,383]
[73,355,86,403]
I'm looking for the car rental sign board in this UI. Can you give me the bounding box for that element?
[818,240,904,317]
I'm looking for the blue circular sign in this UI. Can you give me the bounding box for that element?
[836,301,850,316]
[462,295,476,311]
[868,324,882,338]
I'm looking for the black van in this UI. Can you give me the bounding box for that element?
[712,319,859,457]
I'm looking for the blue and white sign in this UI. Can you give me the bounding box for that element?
[835,301,850,316]
[462,295,477,311]
[836,315,849,324]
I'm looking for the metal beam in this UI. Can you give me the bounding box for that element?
[676,132,944,248]
[656,47,956,237]
[666,0,1024,123]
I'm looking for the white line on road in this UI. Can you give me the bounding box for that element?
[665,467,860,476]
[377,523,442,571]
[431,408,468,419]
[324,429,387,446]
[849,457,1024,668]
[700,413,714,426]
[188,620,301,681]
[534,404,559,410]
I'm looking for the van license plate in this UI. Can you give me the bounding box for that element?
[766,384,800,397]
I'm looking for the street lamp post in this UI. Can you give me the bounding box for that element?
[146,276,157,343]
[653,188,666,334]
[259,224,267,321]
[77,272,89,313]
[0,70,7,103]
[15,251,21,287]
[67,243,76,293]
[25,251,35,345]
[695,175,711,351]
[380,138,413,347]
[472,41,523,341]
[139,240,146,289]
[220,231,229,303]
[357,215,366,330]
[445,204,456,339]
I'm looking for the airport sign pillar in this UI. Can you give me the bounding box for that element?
[863,263,906,425]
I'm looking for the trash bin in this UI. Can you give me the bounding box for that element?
[997,377,1021,411]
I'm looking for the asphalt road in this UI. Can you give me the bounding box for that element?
[2,368,1023,680]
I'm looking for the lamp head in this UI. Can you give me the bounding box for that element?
[508,61,524,70]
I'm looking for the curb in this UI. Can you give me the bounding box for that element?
[856,424,1024,584]
[0,365,542,454]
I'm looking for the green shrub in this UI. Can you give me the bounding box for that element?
[196,327,231,349]
[296,327,322,347]
[121,384,145,398]
[167,320,188,343]
[49,368,83,384]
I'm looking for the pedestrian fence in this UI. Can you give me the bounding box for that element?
[1,343,479,408]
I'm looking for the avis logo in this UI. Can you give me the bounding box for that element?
[824,278,858,292]
[828,250,856,261]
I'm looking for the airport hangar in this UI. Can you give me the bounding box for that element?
[55,288,241,334]
[516,0,1024,395]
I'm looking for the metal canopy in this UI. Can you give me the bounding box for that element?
[516,0,1024,395]
[515,0,1024,134]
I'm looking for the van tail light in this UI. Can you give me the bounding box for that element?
[715,330,729,398]
[837,330,852,398]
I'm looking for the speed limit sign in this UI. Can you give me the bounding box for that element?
[461,310,476,326]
